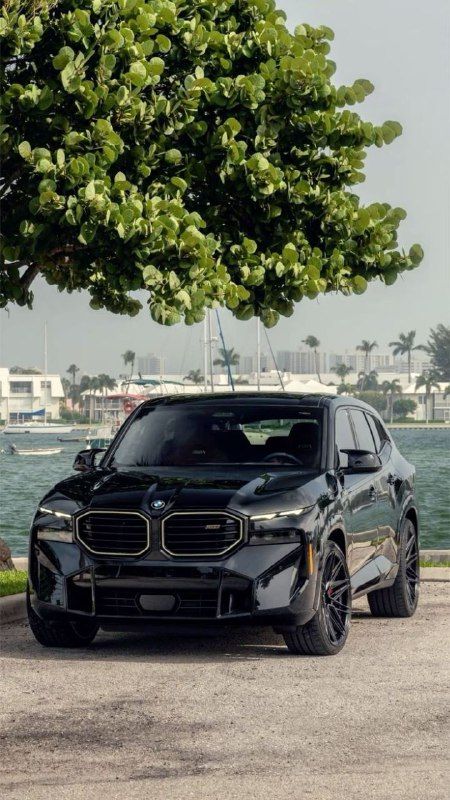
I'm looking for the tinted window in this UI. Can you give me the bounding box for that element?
[366,414,382,452]
[335,409,356,467]
[349,409,376,452]
[110,404,323,468]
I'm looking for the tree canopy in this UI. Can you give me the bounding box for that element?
[0,0,424,326]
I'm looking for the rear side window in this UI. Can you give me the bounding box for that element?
[366,414,382,452]
[335,409,356,467]
[349,409,376,452]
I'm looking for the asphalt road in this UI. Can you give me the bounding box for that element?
[1,582,448,800]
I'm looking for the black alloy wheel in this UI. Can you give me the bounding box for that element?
[368,518,419,617]
[27,587,99,647]
[283,540,351,656]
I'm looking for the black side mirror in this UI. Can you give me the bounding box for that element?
[341,449,382,474]
[73,448,106,472]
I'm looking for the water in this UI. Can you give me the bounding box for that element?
[1,429,449,555]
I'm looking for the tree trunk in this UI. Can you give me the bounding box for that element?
[315,350,321,383]
[0,538,15,572]
[408,351,411,385]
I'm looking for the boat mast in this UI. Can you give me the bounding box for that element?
[43,321,48,425]
[256,317,261,391]
[203,315,208,393]
[208,309,214,393]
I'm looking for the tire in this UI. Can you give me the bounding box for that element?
[27,588,99,648]
[283,541,351,656]
[368,518,419,618]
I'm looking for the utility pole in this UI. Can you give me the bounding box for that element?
[208,309,215,393]
[203,315,208,393]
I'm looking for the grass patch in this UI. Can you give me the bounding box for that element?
[0,570,27,597]
[420,560,450,568]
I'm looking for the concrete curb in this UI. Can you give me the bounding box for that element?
[0,592,26,625]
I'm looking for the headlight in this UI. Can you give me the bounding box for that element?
[250,507,306,522]
[35,506,74,543]
[38,506,72,520]
[249,507,310,545]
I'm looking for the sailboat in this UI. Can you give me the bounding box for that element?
[2,323,76,435]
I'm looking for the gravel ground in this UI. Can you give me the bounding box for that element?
[0,582,449,800]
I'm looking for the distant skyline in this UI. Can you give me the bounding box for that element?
[1,0,449,376]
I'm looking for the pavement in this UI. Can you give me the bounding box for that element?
[0,582,449,800]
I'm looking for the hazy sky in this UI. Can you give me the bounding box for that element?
[1,0,449,376]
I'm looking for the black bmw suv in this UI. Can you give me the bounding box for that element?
[28,393,419,655]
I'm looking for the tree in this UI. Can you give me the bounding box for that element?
[97,372,117,422]
[332,363,352,387]
[9,365,42,374]
[424,324,450,380]
[389,330,426,384]
[213,347,240,378]
[415,373,441,424]
[381,379,402,424]
[356,340,378,390]
[184,369,203,385]
[67,363,79,387]
[121,350,135,388]
[0,0,424,326]
[392,397,417,420]
[357,391,387,414]
[356,369,378,391]
[302,335,321,383]
[444,385,450,400]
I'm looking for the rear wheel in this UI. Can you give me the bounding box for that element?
[27,588,99,647]
[283,541,351,656]
[368,518,419,618]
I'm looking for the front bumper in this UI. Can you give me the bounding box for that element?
[29,539,319,630]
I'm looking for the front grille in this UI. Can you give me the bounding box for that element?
[76,511,150,556]
[95,588,219,618]
[161,512,243,557]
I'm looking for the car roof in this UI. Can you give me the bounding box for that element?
[140,392,376,413]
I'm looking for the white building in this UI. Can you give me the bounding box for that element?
[137,353,166,375]
[0,368,64,422]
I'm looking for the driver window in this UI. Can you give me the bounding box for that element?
[335,409,356,468]
[349,409,376,453]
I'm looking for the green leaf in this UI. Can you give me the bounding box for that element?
[165,149,182,165]
[18,141,31,159]
[148,57,164,76]
[52,46,75,71]
[409,244,424,265]
[156,34,171,53]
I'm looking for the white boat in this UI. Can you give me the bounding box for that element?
[2,422,75,435]
[2,443,63,455]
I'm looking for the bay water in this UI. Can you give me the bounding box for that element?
[1,428,449,556]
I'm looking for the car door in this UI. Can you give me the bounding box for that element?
[365,413,399,572]
[335,408,379,591]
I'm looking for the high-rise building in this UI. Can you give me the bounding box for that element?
[137,353,166,375]
[277,348,327,374]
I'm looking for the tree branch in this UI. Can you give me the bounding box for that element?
[20,264,40,290]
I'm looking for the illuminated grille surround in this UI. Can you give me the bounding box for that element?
[75,510,151,557]
[161,511,244,558]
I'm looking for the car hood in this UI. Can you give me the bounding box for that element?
[48,466,322,518]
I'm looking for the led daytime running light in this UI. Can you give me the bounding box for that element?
[38,506,73,520]
[251,507,306,522]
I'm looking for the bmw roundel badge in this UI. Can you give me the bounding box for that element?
[151,500,166,510]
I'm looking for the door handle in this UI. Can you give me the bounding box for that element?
[369,485,377,502]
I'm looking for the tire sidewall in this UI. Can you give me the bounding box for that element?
[317,540,352,655]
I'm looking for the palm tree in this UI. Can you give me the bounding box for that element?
[444,385,450,399]
[67,363,79,388]
[184,369,203,385]
[302,335,322,383]
[121,350,135,388]
[213,347,240,383]
[381,379,402,424]
[332,363,353,391]
[389,331,426,384]
[415,374,441,424]
[356,340,378,390]
[356,370,379,391]
[97,374,117,422]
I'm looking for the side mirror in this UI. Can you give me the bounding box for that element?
[73,448,106,472]
[341,449,382,474]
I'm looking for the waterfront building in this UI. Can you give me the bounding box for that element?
[0,368,64,422]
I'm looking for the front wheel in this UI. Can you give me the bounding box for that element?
[27,588,99,648]
[368,518,419,618]
[283,541,351,656]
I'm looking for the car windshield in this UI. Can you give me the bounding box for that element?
[109,403,323,469]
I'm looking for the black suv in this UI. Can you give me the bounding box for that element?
[28,393,419,655]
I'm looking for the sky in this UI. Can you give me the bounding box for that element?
[1,0,449,376]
